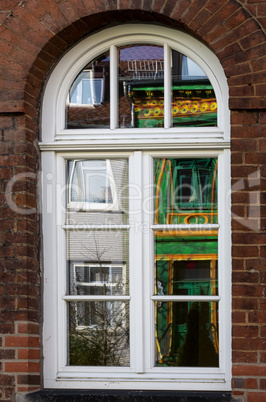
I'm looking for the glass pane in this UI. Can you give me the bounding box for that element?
[69,263,127,296]
[68,159,128,217]
[171,50,217,127]
[68,301,130,366]
[155,256,218,296]
[118,45,164,128]
[66,51,110,128]
[155,302,219,367]
[154,158,218,224]
[67,230,129,296]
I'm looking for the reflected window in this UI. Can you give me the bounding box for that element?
[154,158,217,224]
[174,159,217,210]
[70,71,104,105]
[68,160,118,211]
[66,51,110,129]
[72,264,125,296]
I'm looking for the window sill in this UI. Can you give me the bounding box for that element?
[16,390,232,402]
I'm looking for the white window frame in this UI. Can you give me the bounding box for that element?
[40,25,231,391]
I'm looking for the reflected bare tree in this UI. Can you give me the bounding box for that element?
[68,235,129,366]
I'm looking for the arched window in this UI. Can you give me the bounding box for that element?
[40,25,231,391]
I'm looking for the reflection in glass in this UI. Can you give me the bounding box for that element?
[66,51,110,128]
[70,263,126,296]
[68,160,115,209]
[65,45,217,129]
[155,259,218,297]
[171,49,217,127]
[154,158,218,224]
[67,230,129,294]
[68,159,129,213]
[155,302,219,367]
[68,301,130,366]
[118,45,164,128]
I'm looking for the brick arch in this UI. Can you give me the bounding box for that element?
[0,0,265,117]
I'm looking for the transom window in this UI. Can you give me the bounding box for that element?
[41,25,231,391]
[66,45,217,129]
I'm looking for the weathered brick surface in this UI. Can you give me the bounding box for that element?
[0,1,265,401]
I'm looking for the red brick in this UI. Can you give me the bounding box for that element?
[0,374,15,386]
[231,111,259,125]
[179,0,205,25]
[233,337,266,351]
[188,9,212,32]
[230,85,255,97]
[232,125,263,139]
[232,351,258,364]
[0,298,16,309]
[245,153,266,165]
[5,336,40,348]
[0,324,14,334]
[232,297,258,310]
[232,166,260,178]
[231,152,244,165]
[233,285,262,297]
[170,0,191,19]
[17,349,40,360]
[247,392,266,402]
[260,352,266,363]
[229,71,266,87]
[232,233,266,245]
[248,311,266,324]
[17,323,39,335]
[232,325,258,338]
[5,362,40,373]
[18,374,40,385]
[58,1,79,23]
[240,30,266,50]
[232,377,258,389]
[233,365,266,376]
[0,349,15,360]
[17,385,40,392]
[232,311,246,323]
[245,259,266,271]
[231,139,257,152]
[232,246,258,258]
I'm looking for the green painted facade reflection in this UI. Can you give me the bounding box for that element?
[154,158,219,367]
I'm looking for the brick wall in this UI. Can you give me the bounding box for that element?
[0,1,265,401]
[0,114,40,399]
[231,110,266,402]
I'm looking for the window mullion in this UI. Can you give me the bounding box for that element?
[164,43,171,129]
[130,151,144,373]
[110,44,118,129]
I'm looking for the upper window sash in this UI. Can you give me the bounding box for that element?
[40,25,230,145]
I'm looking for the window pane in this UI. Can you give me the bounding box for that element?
[66,51,110,128]
[155,302,219,367]
[118,45,164,128]
[154,158,218,224]
[68,301,130,366]
[155,257,218,297]
[67,230,129,296]
[69,263,127,296]
[68,159,128,217]
[171,50,217,127]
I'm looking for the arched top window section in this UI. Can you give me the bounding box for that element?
[41,25,230,145]
[67,45,216,130]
